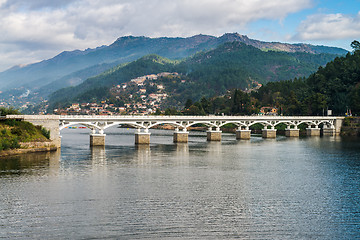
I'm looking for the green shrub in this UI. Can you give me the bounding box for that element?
[10,138,20,149]
[17,132,30,142]
[4,119,17,127]
[0,137,20,151]
[250,123,264,130]
[1,139,10,150]
[20,121,37,134]
[1,129,7,135]
[343,117,352,126]
[11,127,23,136]
[298,123,308,131]
[275,123,287,130]
[41,127,51,139]
[0,107,21,116]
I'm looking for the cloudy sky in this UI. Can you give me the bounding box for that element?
[0,0,359,72]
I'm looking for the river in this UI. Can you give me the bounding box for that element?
[1,127,359,239]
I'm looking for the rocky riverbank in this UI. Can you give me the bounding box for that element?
[341,117,360,136]
[0,141,58,158]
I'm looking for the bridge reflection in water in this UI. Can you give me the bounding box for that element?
[6,115,344,147]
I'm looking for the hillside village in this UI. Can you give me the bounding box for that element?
[51,71,275,116]
[53,72,183,115]
[0,70,275,116]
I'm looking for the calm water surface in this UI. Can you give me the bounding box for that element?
[0,127,359,239]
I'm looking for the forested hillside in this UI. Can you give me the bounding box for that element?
[47,42,337,111]
[253,42,360,115]
[182,41,360,116]
[174,42,335,98]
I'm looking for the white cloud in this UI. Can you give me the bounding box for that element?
[292,12,360,41]
[0,0,313,71]
[1,0,76,10]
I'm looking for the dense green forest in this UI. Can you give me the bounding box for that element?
[176,41,360,116]
[47,42,338,111]
[176,42,335,93]
[253,41,360,116]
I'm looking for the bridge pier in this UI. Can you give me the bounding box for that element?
[90,128,106,146]
[207,127,222,141]
[322,127,335,136]
[334,118,343,136]
[173,128,189,143]
[262,128,277,138]
[285,129,300,137]
[90,134,106,146]
[135,128,151,144]
[306,126,321,136]
[285,126,299,137]
[236,127,251,140]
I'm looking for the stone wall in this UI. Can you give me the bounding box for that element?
[341,117,360,136]
[20,141,55,149]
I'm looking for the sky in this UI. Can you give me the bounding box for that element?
[0,0,359,72]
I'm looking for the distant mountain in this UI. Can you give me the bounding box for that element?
[47,42,339,110]
[0,33,348,94]
[216,33,348,54]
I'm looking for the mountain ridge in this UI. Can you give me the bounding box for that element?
[46,41,339,111]
[0,33,347,92]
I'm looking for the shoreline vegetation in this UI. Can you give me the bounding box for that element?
[0,107,57,157]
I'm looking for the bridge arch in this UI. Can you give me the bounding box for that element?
[248,121,272,128]
[186,121,218,129]
[59,122,100,131]
[218,121,246,128]
[102,122,145,130]
[297,120,321,128]
[318,120,335,128]
[147,121,184,130]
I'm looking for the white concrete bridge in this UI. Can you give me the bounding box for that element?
[6,115,345,147]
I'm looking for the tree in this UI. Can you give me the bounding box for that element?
[0,107,21,116]
[154,108,162,115]
[304,93,327,115]
[184,105,205,115]
[231,89,251,115]
[284,91,301,115]
[349,85,360,115]
[351,40,360,51]
[164,107,178,115]
[184,99,193,109]
[200,97,210,114]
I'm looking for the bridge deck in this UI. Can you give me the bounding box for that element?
[5,114,345,146]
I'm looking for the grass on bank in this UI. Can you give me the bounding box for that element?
[0,119,50,151]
